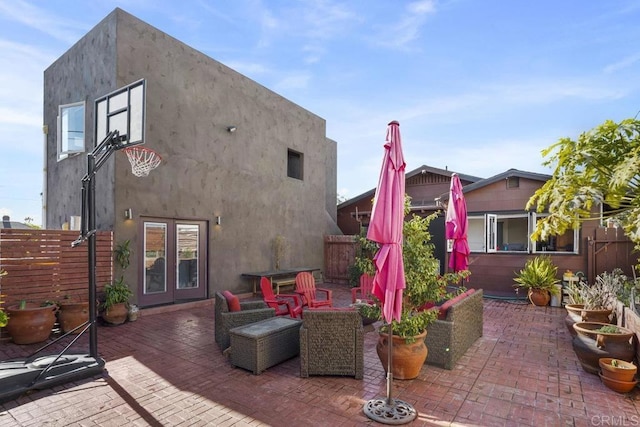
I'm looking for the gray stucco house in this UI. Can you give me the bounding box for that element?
[44,8,340,307]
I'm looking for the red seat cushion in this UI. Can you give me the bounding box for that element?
[437,293,466,320]
[222,290,241,312]
[436,288,476,320]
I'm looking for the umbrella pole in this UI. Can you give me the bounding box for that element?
[363,323,417,424]
[386,327,393,403]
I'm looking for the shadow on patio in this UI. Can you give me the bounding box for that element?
[1,283,639,426]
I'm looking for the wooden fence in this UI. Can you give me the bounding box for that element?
[0,229,113,307]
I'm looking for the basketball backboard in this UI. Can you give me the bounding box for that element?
[95,79,145,147]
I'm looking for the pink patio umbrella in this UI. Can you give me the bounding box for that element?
[445,173,470,272]
[364,121,417,424]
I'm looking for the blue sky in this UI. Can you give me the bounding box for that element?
[1,0,639,226]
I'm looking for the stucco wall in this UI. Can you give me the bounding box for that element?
[44,14,119,231]
[45,8,339,301]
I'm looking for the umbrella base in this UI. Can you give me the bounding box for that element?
[364,398,417,425]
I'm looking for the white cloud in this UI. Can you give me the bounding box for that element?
[603,53,640,74]
[0,0,86,44]
[273,72,312,91]
[371,0,437,50]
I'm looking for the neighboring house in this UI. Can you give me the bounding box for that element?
[338,167,634,297]
[44,8,340,307]
[337,165,482,274]
[0,216,31,229]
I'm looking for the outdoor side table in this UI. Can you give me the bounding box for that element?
[229,317,302,374]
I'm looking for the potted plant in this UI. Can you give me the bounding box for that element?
[101,240,134,325]
[572,322,635,375]
[101,278,132,325]
[564,269,626,333]
[513,255,561,306]
[352,205,469,379]
[57,295,90,334]
[6,299,58,344]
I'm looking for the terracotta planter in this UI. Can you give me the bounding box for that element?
[528,289,550,306]
[572,322,636,375]
[102,303,128,325]
[6,303,57,344]
[599,358,637,382]
[58,301,90,334]
[599,372,638,393]
[376,330,428,380]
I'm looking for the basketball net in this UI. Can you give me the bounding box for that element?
[123,146,162,177]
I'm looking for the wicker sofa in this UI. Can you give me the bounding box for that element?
[299,308,364,379]
[214,291,275,351]
[425,288,483,370]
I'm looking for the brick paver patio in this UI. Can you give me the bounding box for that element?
[1,283,639,426]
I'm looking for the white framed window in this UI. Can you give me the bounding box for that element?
[57,101,85,160]
[466,212,579,254]
[531,213,579,253]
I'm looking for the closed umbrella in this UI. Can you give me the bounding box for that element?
[445,173,469,272]
[364,121,417,424]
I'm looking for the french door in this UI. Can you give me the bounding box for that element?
[138,218,208,307]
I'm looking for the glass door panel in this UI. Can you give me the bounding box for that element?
[144,222,167,294]
[177,224,199,289]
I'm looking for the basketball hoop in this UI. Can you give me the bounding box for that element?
[123,146,162,177]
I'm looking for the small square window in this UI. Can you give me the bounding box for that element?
[287,149,303,180]
[506,176,519,189]
[57,102,85,160]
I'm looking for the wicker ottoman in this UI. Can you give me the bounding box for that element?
[229,317,302,374]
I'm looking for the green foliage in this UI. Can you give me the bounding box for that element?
[114,240,132,270]
[526,119,640,259]
[513,255,560,295]
[348,227,377,287]
[102,277,133,311]
[567,269,627,310]
[349,200,470,342]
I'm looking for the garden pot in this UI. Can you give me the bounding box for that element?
[599,358,637,382]
[565,304,612,336]
[376,330,428,380]
[6,303,57,345]
[528,289,550,306]
[572,322,635,375]
[58,301,89,334]
[102,303,128,325]
[599,372,638,393]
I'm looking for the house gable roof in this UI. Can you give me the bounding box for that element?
[438,168,552,201]
[338,164,483,208]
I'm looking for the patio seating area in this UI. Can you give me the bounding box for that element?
[1,282,640,426]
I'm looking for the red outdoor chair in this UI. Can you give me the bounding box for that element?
[260,276,303,319]
[295,272,332,308]
[351,273,375,304]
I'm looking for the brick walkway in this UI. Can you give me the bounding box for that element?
[1,284,639,426]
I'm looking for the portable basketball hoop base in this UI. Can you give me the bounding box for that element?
[0,129,160,403]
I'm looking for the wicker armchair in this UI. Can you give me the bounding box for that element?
[214,291,275,351]
[299,308,364,379]
[425,289,484,370]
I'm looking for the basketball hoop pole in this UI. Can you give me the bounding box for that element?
[73,130,128,358]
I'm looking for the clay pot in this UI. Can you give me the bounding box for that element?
[565,305,612,336]
[599,358,637,382]
[376,330,428,380]
[6,303,58,345]
[102,303,128,325]
[572,322,636,375]
[58,301,90,334]
[528,289,550,306]
[599,372,638,393]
